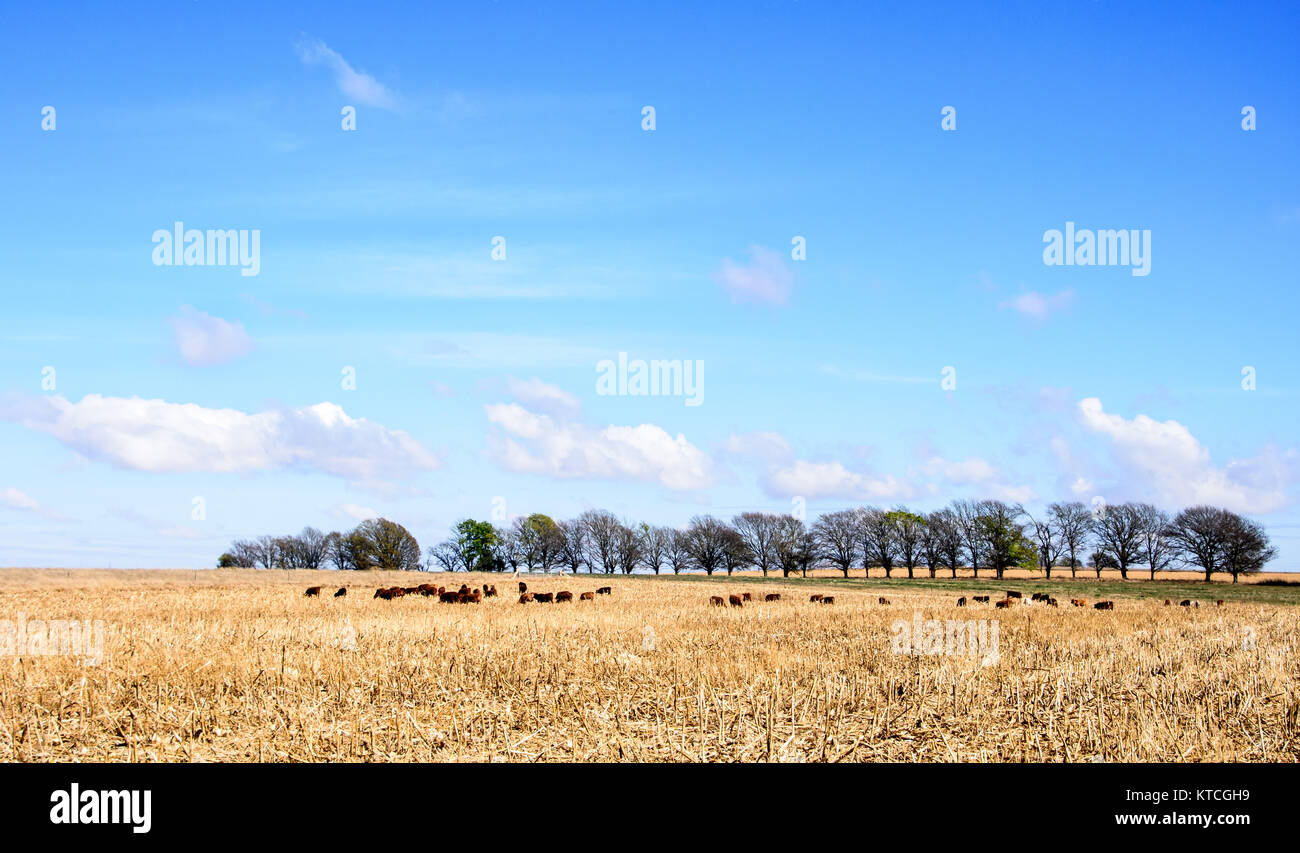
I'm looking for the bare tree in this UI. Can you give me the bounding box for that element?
[636,524,670,575]
[664,528,692,574]
[1091,502,1144,580]
[1133,503,1175,580]
[773,515,808,577]
[733,512,781,577]
[613,521,643,575]
[952,499,985,578]
[888,507,927,579]
[581,509,621,574]
[683,515,731,576]
[857,507,898,578]
[1050,501,1092,578]
[1219,511,1276,583]
[1024,510,1063,579]
[812,509,859,577]
[926,508,963,578]
[557,519,591,574]
[1165,506,1229,582]
[721,526,752,575]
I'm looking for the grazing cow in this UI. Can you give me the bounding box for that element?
[374,587,399,600]
[304,586,322,597]
[973,595,990,603]
[596,586,612,595]
[579,591,595,601]
[728,594,743,607]
[742,592,752,602]
[820,596,835,604]
[765,593,781,602]
[878,597,891,605]
[1071,598,1088,607]
[440,591,459,603]
[1046,598,1059,607]
[483,584,498,598]
[709,595,725,607]
[956,597,967,607]
[1164,599,1171,606]
[518,593,534,604]
[1006,590,1022,599]
[1179,599,1192,607]
[809,594,824,602]
[556,591,574,603]
[518,581,528,594]
[334,587,347,598]
[1216,599,1225,607]
[1094,601,1114,610]
[1030,592,1044,602]
[995,598,1012,609]
[534,592,554,603]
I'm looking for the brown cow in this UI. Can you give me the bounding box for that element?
[1215,599,1225,607]
[995,599,1012,609]
[596,587,612,595]
[534,592,554,603]
[440,591,459,603]
[483,584,498,598]
[556,591,574,603]
[518,593,534,603]
[518,581,528,594]
[1164,599,1171,606]
[809,594,824,602]
[334,587,347,598]
[878,597,891,605]
[1094,601,1114,610]
[728,594,743,607]
[1072,598,1088,607]
[1006,590,1022,599]
[709,595,725,607]
[374,587,399,600]
[955,596,967,607]
[820,596,835,604]
[742,592,752,602]
[1179,599,1192,607]
[304,586,322,597]
[973,595,990,603]
[579,591,595,601]
[765,593,781,602]
[1046,598,1058,607]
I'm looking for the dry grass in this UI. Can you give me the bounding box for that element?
[1,568,1297,762]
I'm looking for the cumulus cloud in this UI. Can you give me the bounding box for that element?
[713,245,793,305]
[296,38,399,110]
[169,306,254,366]
[1,394,438,486]
[1,487,66,520]
[506,376,581,419]
[763,459,913,501]
[1078,397,1293,513]
[999,289,1073,321]
[484,402,711,490]
[334,503,379,522]
[918,455,998,484]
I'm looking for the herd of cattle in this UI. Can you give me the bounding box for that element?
[303,582,1226,611]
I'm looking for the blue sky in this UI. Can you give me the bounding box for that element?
[1,1,1297,568]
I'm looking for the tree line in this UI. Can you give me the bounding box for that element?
[220,500,1277,583]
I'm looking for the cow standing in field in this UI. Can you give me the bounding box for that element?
[728,594,743,607]
[534,592,554,603]
[956,597,967,607]
[596,586,612,595]
[878,597,891,605]
[519,593,534,604]
[1071,598,1087,607]
[556,591,574,603]
[1179,599,1192,607]
[1164,599,1171,606]
[973,596,990,603]
[765,593,781,602]
[483,584,497,598]
[518,581,528,594]
[742,592,752,602]
[1216,599,1225,607]
[1094,601,1114,610]
[820,596,834,604]
[809,594,823,602]
[709,596,725,607]
[580,591,595,601]
[334,587,347,598]
[1006,591,1022,600]
[305,586,322,597]
[995,599,1012,609]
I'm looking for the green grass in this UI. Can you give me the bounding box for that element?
[538,571,1300,606]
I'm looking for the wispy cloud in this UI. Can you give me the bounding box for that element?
[169,306,254,366]
[999,289,1074,321]
[714,245,793,305]
[295,37,399,111]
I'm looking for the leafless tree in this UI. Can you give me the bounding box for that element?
[1133,503,1175,580]
[857,507,898,578]
[581,509,621,574]
[664,527,692,574]
[1024,510,1063,579]
[683,515,731,576]
[952,499,985,578]
[733,512,781,577]
[1049,501,1092,578]
[1165,505,1230,582]
[1090,502,1144,579]
[812,509,859,577]
[558,518,591,574]
[888,507,927,579]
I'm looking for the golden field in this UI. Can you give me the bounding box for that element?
[0,568,1297,762]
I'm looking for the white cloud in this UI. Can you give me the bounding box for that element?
[506,377,581,418]
[713,245,793,305]
[763,460,913,501]
[919,455,998,484]
[296,38,399,110]
[169,306,254,366]
[1,488,66,520]
[999,289,1074,321]
[1078,397,1292,513]
[484,402,712,490]
[2,394,439,486]
[334,503,379,522]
